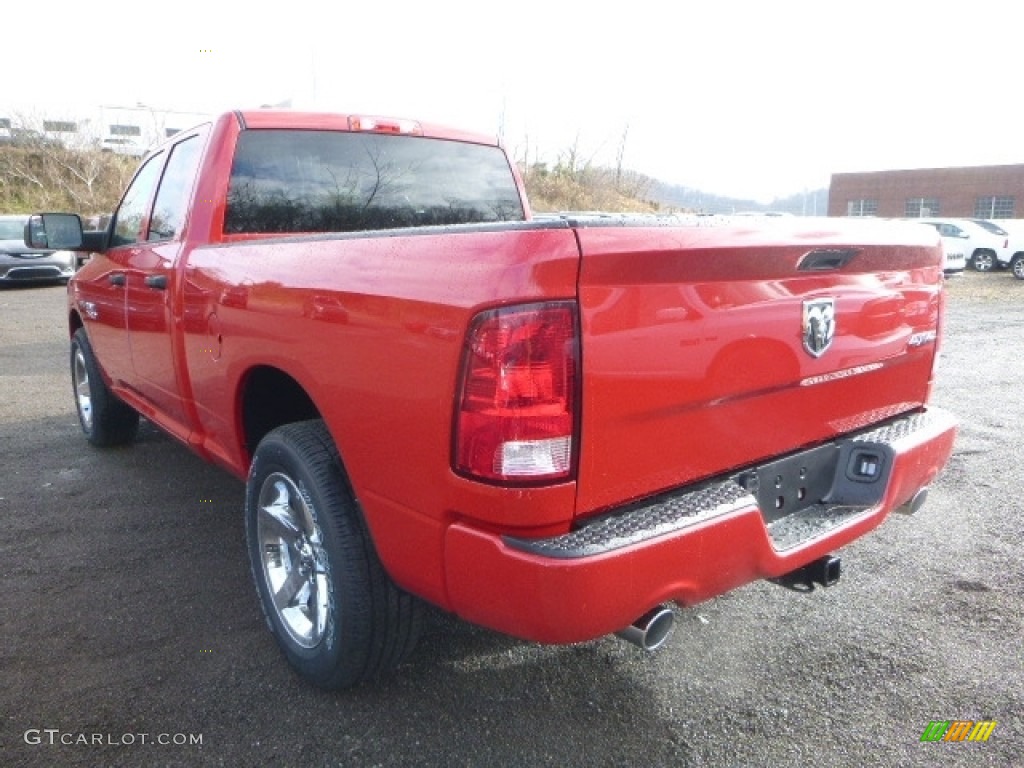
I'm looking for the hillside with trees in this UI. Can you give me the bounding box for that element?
[1,132,826,220]
[518,158,660,214]
[0,142,666,218]
[0,141,137,215]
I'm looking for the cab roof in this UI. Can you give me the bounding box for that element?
[233,109,500,147]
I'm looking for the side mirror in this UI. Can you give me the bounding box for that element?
[24,213,85,250]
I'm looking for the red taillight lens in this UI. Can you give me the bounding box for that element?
[454,302,579,484]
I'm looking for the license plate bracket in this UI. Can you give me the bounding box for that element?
[737,439,893,524]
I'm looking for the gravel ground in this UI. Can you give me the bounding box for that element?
[1,271,1021,767]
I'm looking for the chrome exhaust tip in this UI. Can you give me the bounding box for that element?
[771,554,841,591]
[895,487,929,515]
[615,605,675,651]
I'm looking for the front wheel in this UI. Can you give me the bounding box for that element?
[972,250,995,272]
[70,328,139,447]
[1012,255,1024,280]
[245,420,422,689]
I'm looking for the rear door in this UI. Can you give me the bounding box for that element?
[121,130,206,436]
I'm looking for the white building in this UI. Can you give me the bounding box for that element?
[0,105,212,156]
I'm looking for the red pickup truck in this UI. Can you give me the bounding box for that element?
[29,110,956,689]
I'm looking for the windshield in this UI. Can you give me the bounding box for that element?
[225,130,525,235]
[0,218,27,240]
[970,219,1008,236]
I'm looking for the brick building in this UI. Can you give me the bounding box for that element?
[827,164,1024,219]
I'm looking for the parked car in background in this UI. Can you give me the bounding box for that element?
[907,220,967,275]
[53,249,91,270]
[0,215,75,284]
[914,218,1007,272]
[987,219,1024,278]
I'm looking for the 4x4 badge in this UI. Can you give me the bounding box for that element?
[802,298,835,358]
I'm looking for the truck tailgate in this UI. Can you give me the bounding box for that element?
[574,218,944,516]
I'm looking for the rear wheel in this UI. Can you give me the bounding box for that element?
[972,250,995,272]
[70,328,139,446]
[245,420,422,689]
[1012,255,1024,280]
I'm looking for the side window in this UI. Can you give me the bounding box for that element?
[110,154,164,247]
[148,136,202,242]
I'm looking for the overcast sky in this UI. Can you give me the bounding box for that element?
[6,0,1019,202]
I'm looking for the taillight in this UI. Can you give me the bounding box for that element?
[454,301,579,484]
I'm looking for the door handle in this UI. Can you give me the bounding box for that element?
[108,273,125,286]
[144,274,168,290]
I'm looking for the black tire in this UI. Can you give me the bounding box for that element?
[972,250,995,272]
[1013,255,1024,280]
[70,328,139,447]
[245,419,423,689]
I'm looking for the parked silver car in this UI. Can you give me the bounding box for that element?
[0,214,76,284]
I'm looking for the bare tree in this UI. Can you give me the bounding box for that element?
[0,115,136,214]
[615,124,629,189]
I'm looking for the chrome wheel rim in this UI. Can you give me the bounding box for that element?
[256,472,329,648]
[1015,260,1024,279]
[73,346,93,430]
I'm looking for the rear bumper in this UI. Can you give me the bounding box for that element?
[443,406,957,644]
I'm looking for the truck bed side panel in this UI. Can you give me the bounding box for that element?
[180,225,581,606]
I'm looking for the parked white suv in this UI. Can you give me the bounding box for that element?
[907,220,966,274]
[914,218,1008,272]
[982,219,1024,278]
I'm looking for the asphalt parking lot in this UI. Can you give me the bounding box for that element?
[1,273,1021,767]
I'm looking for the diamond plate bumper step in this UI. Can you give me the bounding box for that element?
[505,410,948,559]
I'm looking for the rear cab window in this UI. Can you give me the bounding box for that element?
[223,130,525,235]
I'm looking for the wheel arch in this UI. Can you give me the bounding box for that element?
[238,365,326,466]
[69,309,83,338]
